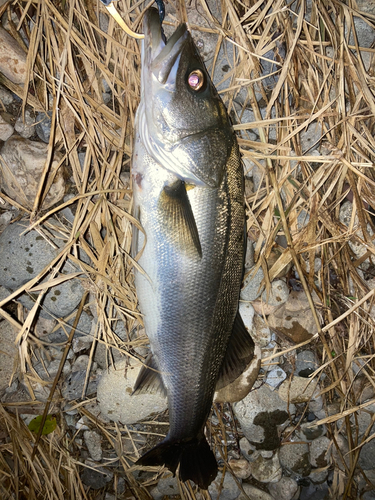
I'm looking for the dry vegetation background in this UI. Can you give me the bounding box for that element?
[0,0,375,498]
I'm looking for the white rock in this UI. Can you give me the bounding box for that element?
[0,27,27,84]
[250,451,283,483]
[266,367,287,390]
[261,280,289,307]
[278,376,320,404]
[268,476,300,500]
[0,136,65,210]
[0,85,14,105]
[238,483,274,500]
[0,114,14,141]
[241,266,264,301]
[239,301,255,331]
[83,430,103,461]
[208,471,241,500]
[251,313,271,347]
[0,319,18,394]
[97,359,167,424]
[228,458,251,479]
[309,436,331,468]
[15,110,35,138]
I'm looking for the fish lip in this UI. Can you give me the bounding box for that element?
[143,7,188,85]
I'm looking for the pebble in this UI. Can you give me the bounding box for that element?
[279,442,311,477]
[154,475,179,497]
[0,85,14,105]
[296,422,326,441]
[0,211,13,232]
[251,313,271,347]
[296,350,319,378]
[0,221,85,318]
[309,436,331,468]
[0,26,27,84]
[228,458,251,479]
[238,301,255,331]
[308,468,329,484]
[237,483,273,500]
[208,471,241,500]
[62,364,100,401]
[14,110,35,138]
[239,436,258,462]
[278,376,320,404]
[80,460,112,489]
[251,451,283,483]
[241,266,265,301]
[267,291,316,343]
[234,384,296,450]
[83,430,102,462]
[49,310,93,343]
[261,280,289,307]
[0,319,18,395]
[35,111,52,143]
[97,359,167,424]
[300,122,323,153]
[0,136,65,210]
[266,367,287,390]
[268,476,300,500]
[0,114,14,141]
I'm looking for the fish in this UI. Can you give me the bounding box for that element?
[131,7,255,490]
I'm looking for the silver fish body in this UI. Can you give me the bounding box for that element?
[132,7,254,489]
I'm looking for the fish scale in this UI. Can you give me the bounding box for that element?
[131,7,255,489]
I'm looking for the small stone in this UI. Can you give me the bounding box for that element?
[50,311,93,343]
[278,376,320,404]
[0,222,84,318]
[241,266,265,301]
[332,434,350,471]
[308,468,329,484]
[157,475,179,496]
[237,483,273,500]
[97,359,167,424]
[234,385,295,450]
[0,320,18,395]
[239,436,258,462]
[0,85,14,106]
[0,211,13,232]
[80,460,112,489]
[296,351,319,378]
[296,422,326,441]
[238,301,255,330]
[251,314,271,347]
[14,110,35,139]
[309,436,331,468]
[267,291,316,343]
[266,367,287,390]
[208,471,241,500]
[279,442,311,477]
[62,364,99,400]
[83,430,103,461]
[250,451,282,483]
[0,27,27,84]
[35,111,52,143]
[300,122,323,153]
[0,114,14,141]
[268,476,300,500]
[261,280,289,307]
[0,136,64,210]
[228,458,251,479]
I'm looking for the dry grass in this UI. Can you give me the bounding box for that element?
[0,0,375,498]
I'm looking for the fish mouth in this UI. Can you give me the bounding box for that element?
[143,7,188,85]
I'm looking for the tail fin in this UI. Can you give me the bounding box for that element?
[136,436,217,489]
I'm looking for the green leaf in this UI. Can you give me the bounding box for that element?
[28,415,57,435]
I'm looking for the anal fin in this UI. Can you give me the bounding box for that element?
[158,180,202,258]
[216,310,255,391]
[132,352,167,397]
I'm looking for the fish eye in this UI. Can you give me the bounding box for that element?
[187,69,205,91]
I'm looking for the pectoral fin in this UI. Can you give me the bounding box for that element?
[216,311,255,391]
[132,352,167,397]
[158,180,202,258]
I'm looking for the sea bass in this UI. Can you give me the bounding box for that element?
[132,7,254,489]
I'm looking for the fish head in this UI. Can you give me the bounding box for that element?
[139,8,234,187]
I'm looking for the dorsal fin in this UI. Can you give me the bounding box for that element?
[158,180,202,258]
[216,310,255,391]
[132,352,167,397]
